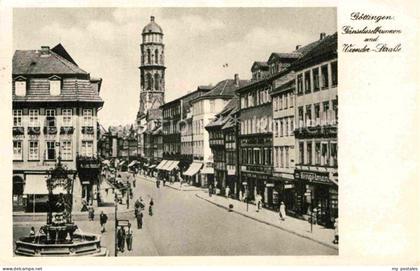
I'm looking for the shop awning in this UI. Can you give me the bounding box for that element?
[165,161,179,171]
[148,164,156,169]
[128,160,138,167]
[201,166,214,175]
[23,175,67,195]
[119,160,127,166]
[183,162,203,176]
[161,160,174,171]
[155,160,168,170]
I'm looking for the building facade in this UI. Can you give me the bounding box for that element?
[292,33,338,227]
[12,44,104,212]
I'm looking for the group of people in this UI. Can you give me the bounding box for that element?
[116,223,134,252]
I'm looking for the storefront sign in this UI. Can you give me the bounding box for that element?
[295,171,332,185]
[266,183,274,187]
[284,184,294,189]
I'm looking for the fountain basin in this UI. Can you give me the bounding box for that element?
[15,233,108,256]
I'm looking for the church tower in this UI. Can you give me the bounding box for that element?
[137,16,165,122]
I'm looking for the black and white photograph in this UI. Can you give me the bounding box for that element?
[10,7,340,257]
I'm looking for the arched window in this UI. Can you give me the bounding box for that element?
[154,73,160,90]
[147,48,151,64]
[155,49,159,64]
[145,73,153,90]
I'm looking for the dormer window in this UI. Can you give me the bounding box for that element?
[14,76,27,96]
[49,75,61,96]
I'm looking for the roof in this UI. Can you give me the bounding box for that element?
[268,52,301,64]
[13,46,87,75]
[13,78,104,103]
[206,96,239,129]
[196,79,249,101]
[142,16,163,35]
[251,61,269,72]
[292,33,337,69]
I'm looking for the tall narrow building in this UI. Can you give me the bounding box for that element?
[137,16,165,123]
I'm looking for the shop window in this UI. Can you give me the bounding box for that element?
[13,141,22,160]
[304,71,311,94]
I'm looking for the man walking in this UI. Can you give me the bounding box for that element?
[99,211,108,233]
[126,223,133,251]
[117,226,126,252]
[279,201,286,221]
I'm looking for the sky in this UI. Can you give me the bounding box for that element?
[13,8,336,128]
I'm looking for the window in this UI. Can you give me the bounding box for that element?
[304,71,311,94]
[321,142,329,166]
[321,64,329,89]
[298,106,304,128]
[83,109,93,126]
[330,142,338,167]
[273,96,278,111]
[29,109,39,127]
[315,142,321,165]
[331,61,338,86]
[332,99,338,124]
[29,141,39,160]
[81,141,93,157]
[285,147,289,168]
[45,109,56,127]
[46,141,56,160]
[323,101,330,124]
[62,109,73,126]
[50,79,61,96]
[280,147,284,168]
[155,49,159,64]
[13,141,22,160]
[61,141,72,160]
[274,147,278,167]
[305,105,312,126]
[299,141,304,164]
[280,119,283,137]
[15,81,26,96]
[290,117,294,133]
[13,110,22,127]
[306,141,312,165]
[297,74,303,94]
[274,120,279,137]
[314,103,321,125]
[312,68,320,91]
[284,93,288,108]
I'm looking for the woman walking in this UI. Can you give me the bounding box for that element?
[279,201,286,221]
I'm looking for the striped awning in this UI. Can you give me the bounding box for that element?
[156,160,169,170]
[164,161,179,172]
[24,175,67,195]
[183,162,203,176]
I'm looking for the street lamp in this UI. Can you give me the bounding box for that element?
[114,194,118,257]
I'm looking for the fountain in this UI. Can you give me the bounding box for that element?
[15,157,108,256]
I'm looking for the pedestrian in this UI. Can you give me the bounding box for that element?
[117,226,126,252]
[29,226,35,238]
[156,179,160,188]
[134,206,139,218]
[225,186,230,198]
[333,218,339,244]
[88,205,95,221]
[99,211,108,233]
[126,223,133,251]
[279,201,286,221]
[135,198,141,210]
[139,197,145,210]
[148,198,154,216]
[255,194,260,212]
[136,211,143,229]
[208,184,213,197]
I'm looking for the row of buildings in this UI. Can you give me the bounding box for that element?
[96,17,338,227]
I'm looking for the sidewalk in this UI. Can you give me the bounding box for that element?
[195,191,338,250]
[138,174,205,192]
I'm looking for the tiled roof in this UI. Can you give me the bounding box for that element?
[292,33,337,69]
[13,78,103,103]
[207,96,239,129]
[199,79,249,100]
[13,47,87,75]
[251,61,269,71]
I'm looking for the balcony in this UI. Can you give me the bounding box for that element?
[44,126,58,135]
[27,127,41,135]
[81,126,95,135]
[13,126,25,136]
[60,126,74,135]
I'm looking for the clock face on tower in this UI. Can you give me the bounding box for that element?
[137,16,166,121]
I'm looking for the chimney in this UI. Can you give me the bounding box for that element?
[296,45,301,50]
[40,46,50,56]
[151,16,155,22]
[320,32,326,40]
[234,74,240,87]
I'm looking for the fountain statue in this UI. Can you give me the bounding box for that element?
[15,157,108,256]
